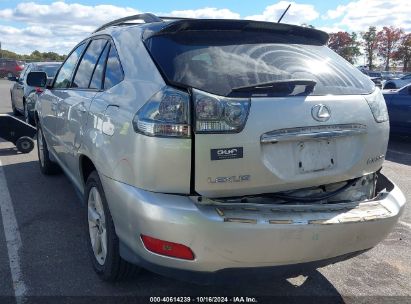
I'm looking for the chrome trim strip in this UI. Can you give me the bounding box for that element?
[261,124,367,144]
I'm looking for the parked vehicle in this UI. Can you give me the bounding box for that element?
[362,70,382,88]
[10,62,61,124]
[381,71,396,81]
[28,14,406,283]
[383,73,411,89]
[0,59,25,78]
[383,84,411,135]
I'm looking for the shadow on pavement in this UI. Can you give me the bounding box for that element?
[0,147,20,156]
[0,160,344,301]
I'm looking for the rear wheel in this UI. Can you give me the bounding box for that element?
[16,137,34,154]
[37,124,61,175]
[85,171,138,281]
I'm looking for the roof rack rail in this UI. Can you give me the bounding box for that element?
[93,13,162,33]
[157,16,195,21]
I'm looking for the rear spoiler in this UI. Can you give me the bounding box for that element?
[142,19,329,45]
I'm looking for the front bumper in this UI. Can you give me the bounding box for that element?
[101,174,405,276]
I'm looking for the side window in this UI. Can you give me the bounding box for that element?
[54,43,86,89]
[89,43,110,90]
[104,45,123,90]
[72,39,107,89]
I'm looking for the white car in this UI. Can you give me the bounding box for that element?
[27,14,406,283]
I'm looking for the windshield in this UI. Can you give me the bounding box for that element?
[35,64,60,77]
[146,35,374,96]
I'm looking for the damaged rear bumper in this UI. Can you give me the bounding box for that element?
[101,173,406,279]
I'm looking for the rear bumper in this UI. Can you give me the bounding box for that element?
[101,173,406,276]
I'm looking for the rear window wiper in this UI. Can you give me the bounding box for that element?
[231,79,317,93]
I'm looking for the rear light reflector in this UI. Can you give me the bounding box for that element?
[141,235,195,260]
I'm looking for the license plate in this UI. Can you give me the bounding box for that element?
[296,139,336,173]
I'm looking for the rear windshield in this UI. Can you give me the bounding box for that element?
[145,34,374,96]
[34,65,60,77]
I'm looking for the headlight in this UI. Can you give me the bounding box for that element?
[193,89,250,133]
[364,88,389,123]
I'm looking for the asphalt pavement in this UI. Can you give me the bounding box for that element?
[0,79,410,303]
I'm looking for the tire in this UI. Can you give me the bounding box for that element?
[383,82,396,89]
[10,93,19,116]
[16,137,34,153]
[37,124,61,175]
[24,102,34,125]
[85,171,138,281]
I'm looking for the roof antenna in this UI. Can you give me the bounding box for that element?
[277,4,291,23]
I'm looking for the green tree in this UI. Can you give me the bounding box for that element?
[361,26,379,70]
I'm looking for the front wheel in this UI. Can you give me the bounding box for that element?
[37,124,61,175]
[24,102,34,125]
[10,93,19,116]
[85,171,138,281]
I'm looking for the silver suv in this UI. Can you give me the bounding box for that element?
[27,14,406,282]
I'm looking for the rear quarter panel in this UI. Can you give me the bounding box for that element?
[79,28,192,194]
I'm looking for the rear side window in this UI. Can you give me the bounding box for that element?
[104,46,123,90]
[72,39,107,89]
[54,43,86,88]
[35,65,60,78]
[89,43,110,90]
[146,34,375,96]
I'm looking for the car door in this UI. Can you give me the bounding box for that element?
[58,38,109,180]
[41,42,87,155]
[13,64,29,111]
[387,86,411,133]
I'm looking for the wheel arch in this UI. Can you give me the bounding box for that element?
[79,154,97,187]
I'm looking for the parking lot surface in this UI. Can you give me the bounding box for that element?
[0,79,410,303]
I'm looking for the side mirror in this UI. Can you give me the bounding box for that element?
[27,71,47,88]
[8,76,18,82]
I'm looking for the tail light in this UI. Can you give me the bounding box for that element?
[132,86,190,138]
[35,87,44,94]
[193,89,250,133]
[364,88,388,123]
[141,235,195,260]
[15,65,24,72]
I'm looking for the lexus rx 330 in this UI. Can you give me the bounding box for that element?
[27,14,406,282]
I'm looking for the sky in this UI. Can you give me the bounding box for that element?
[0,0,409,55]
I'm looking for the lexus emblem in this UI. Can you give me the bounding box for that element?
[311,104,331,122]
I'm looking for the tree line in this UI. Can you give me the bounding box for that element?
[0,49,66,62]
[328,26,411,72]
